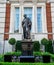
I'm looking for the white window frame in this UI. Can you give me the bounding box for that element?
[35,3,47,33]
[14,7,20,33]
[37,7,43,33]
[10,3,47,34]
[10,4,22,33]
[22,3,34,34]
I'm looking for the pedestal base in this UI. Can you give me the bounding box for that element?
[21,40,33,56]
[19,56,35,62]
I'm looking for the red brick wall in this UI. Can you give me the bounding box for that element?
[46,3,53,40]
[4,3,11,40]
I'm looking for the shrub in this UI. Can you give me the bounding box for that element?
[15,41,22,51]
[33,52,50,56]
[0,55,4,62]
[41,38,48,52]
[33,52,42,56]
[33,41,40,51]
[50,54,54,62]
[1,62,54,65]
[8,38,16,51]
[8,38,16,45]
[47,40,53,54]
[5,51,21,56]
[41,38,48,45]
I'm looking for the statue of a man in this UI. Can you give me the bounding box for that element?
[22,14,32,39]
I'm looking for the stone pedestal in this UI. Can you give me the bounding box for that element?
[19,56,35,62]
[21,39,33,56]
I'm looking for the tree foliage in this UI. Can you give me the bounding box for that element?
[8,38,16,45]
[41,38,48,45]
[33,41,40,51]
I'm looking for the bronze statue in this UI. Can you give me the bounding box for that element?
[22,14,32,39]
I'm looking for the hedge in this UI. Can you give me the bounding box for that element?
[33,52,50,56]
[41,38,53,53]
[47,40,53,54]
[0,55,4,62]
[15,41,22,51]
[1,52,54,62]
[4,52,21,56]
[33,41,40,51]
[0,62,54,65]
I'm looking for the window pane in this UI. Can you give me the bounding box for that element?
[24,7,32,32]
[14,7,20,32]
[37,7,42,33]
[24,7,32,21]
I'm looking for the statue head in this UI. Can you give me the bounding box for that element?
[24,14,27,18]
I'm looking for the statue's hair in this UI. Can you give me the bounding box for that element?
[23,14,27,17]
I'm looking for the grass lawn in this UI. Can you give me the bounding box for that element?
[0,62,54,65]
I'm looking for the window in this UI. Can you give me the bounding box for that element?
[24,7,32,21]
[24,7,32,31]
[14,7,20,33]
[37,7,42,33]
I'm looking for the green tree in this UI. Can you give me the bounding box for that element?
[8,38,16,51]
[41,38,48,52]
[41,38,48,45]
